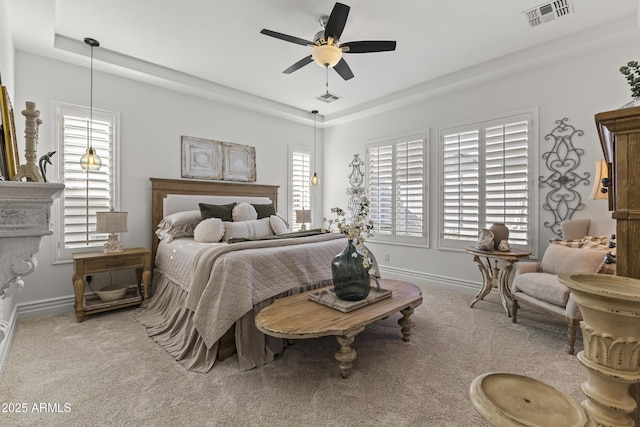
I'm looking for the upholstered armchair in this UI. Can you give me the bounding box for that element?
[510,219,615,354]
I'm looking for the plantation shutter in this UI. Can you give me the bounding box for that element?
[55,104,118,261]
[367,134,427,244]
[484,118,529,246]
[290,150,311,231]
[368,144,393,236]
[442,129,480,242]
[440,112,532,250]
[395,139,424,237]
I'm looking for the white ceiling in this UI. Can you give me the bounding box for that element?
[6,0,639,125]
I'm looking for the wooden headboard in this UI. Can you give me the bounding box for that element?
[150,178,279,266]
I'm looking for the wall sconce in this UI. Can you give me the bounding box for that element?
[295,209,312,231]
[589,159,610,200]
[96,208,128,253]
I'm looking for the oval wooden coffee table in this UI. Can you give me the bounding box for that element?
[255,279,422,378]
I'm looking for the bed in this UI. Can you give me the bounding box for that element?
[134,178,348,372]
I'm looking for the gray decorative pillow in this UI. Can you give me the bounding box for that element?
[199,202,236,222]
[252,203,277,219]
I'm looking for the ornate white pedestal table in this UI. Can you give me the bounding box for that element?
[0,182,64,299]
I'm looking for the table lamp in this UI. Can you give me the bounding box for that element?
[96,208,128,253]
[295,209,311,231]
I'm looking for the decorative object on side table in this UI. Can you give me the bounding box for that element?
[477,228,494,251]
[325,195,375,301]
[619,61,640,108]
[96,208,128,253]
[489,222,509,250]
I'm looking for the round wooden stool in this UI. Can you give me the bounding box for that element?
[469,372,588,426]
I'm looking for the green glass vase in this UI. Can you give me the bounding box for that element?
[331,242,371,301]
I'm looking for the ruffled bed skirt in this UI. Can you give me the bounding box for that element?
[134,270,331,372]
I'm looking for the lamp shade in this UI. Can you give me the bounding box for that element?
[312,44,342,68]
[96,210,128,233]
[589,160,609,200]
[295,209,312,224]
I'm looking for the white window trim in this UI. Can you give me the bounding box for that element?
[51,102,121,264]
[366,130,429,247]
[288,144,313,231]
[437,108,539,256]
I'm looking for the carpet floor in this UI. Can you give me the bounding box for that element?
[0,283,586,426]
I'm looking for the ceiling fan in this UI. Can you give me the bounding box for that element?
[260,2,396,81]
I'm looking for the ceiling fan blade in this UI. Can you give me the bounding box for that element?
[341,40,397,53]
[260,29,314,47]
[283,56,314,74]
[333,58,354,81]
[324,2,350,41]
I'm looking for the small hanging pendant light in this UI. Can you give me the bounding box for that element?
[310,110,319,186]
[80,37,102,171]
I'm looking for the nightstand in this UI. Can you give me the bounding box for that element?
[72,247,151,322]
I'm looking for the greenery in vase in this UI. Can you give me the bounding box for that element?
[620,61,640,98]
[324,195,375,272]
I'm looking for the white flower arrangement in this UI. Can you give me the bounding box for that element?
[324,195,375,272]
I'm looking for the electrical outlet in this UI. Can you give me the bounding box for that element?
[86,275,92,283]
[384,253,390,261]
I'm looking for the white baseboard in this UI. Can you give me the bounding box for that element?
[378,265,480,295]
[16,295,75,320]
[0,302,18,378]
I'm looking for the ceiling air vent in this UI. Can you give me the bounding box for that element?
[524,0,573,27]
[316,91,341,103]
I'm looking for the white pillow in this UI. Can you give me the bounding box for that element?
[540,244,605,274]
[270,215,289,235]
[232,202,258,222]
[193,217,225,243]
[156,210,202,242]
[222,218,273,241]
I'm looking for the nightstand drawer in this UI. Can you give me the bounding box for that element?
[84,256,143,273]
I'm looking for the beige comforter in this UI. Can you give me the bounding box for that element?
[184,232,347,348]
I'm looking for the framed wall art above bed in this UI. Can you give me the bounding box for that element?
[181,136,256,182]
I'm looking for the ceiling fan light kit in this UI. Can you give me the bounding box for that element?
[260,2,396,81]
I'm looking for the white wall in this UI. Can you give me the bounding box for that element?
[13,51,323,310]
[323,36,638,290]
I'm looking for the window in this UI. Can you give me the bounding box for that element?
[439,112,535,251]
[53,103,119,262]
[366,133,427,245]
[289,145,312,231]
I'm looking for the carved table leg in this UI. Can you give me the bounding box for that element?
[72,275,86,322]
[470,255,493,308]
[335,335,358,379]
[399,306,415,342]
[497,260,516,317]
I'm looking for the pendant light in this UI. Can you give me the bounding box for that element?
[310,110,320,186]
[80,37,102,171]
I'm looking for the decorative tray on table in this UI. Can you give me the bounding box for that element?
[308,283,392,313]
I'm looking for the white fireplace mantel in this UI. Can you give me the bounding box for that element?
[0,181,64,298]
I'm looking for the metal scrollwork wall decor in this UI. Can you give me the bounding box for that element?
[539,118,590,237]
[346,154,366,220]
